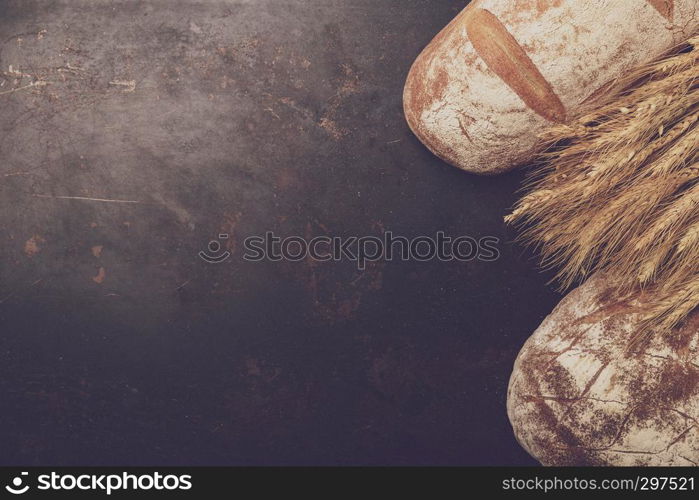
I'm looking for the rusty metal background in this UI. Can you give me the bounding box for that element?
[0,0,558,465]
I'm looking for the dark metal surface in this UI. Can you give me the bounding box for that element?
[0,0,559,465]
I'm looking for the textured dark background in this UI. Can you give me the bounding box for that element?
[0,0,560,465]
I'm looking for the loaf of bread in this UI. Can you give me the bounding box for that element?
[507,274,699,466]
[404,0,699,174]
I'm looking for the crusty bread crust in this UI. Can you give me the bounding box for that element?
[507,274,699,466]
[466,8,566,124]
[404,0,699,174]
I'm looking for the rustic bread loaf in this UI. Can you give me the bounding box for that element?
[507,274,699,466]
[404,0,699,174]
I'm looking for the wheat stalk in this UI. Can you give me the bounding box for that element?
[508,35,699,339]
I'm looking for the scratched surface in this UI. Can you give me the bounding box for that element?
[0,0,558,465]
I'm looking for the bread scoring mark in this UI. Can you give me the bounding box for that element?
[646,0,674,21]
[457,112,475,142]
[465,8,566,123]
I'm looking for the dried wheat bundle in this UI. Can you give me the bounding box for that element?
[506,34,699,340]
